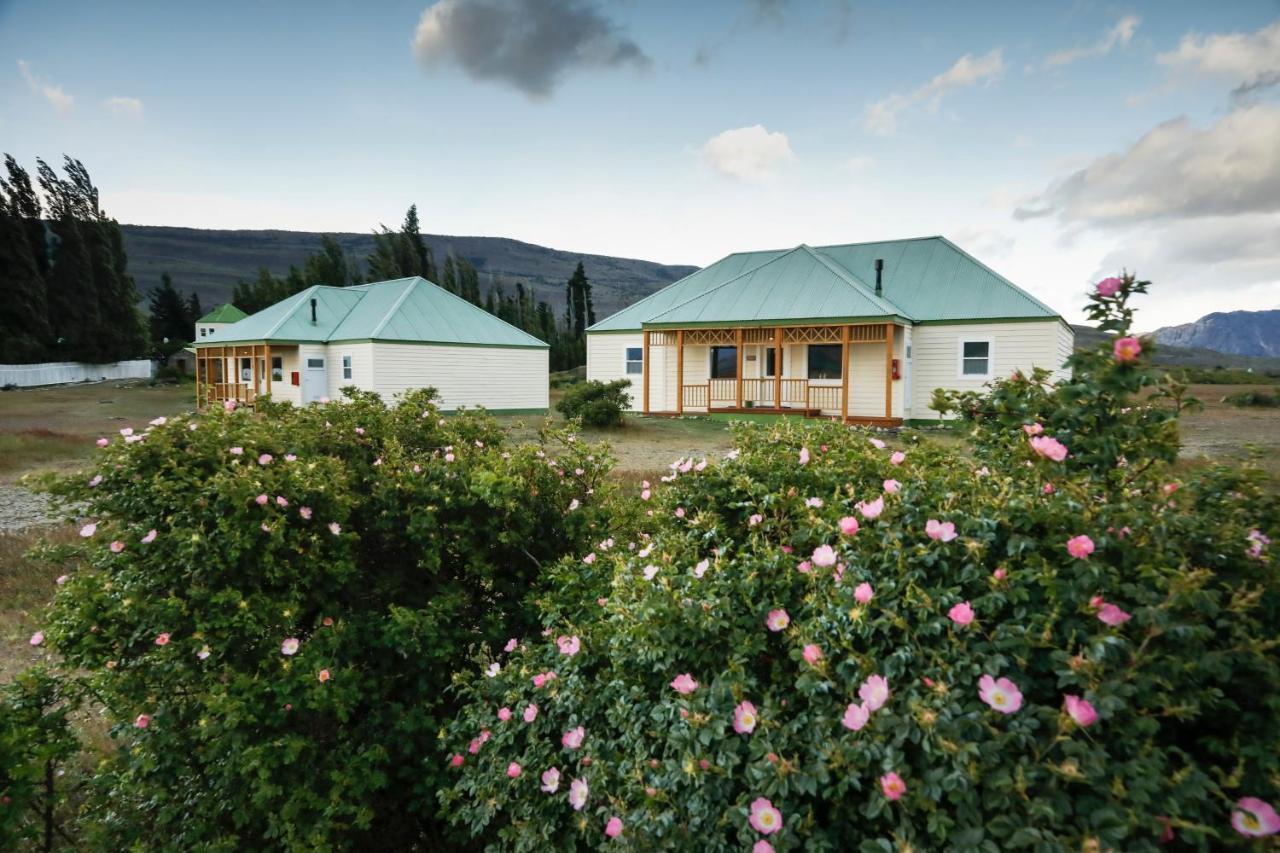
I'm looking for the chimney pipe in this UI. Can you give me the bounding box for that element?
[874,259,884,296]
[310,297,317,324]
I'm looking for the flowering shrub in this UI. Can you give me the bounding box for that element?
[0,667,82,848]
[556,379,632,428]
[442,284,1279,849]
[35,388,615,848]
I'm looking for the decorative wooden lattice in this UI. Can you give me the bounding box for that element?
[650,323,891,346]
[783,326,844,344]
[682,328,736,346]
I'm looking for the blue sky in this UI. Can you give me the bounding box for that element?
[3,0,1278,329]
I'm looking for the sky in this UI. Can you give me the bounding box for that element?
[2,0,1279,330]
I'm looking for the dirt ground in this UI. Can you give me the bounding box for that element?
[1177,384,1280,479]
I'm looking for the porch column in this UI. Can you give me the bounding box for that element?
[884,323,893,419]
[676,330,685,414]
[773,327,783,410]
[642,330,650,414]
[195,349,202,408]
[264,343,272,399]
[841,325,851,423]
[252,345,260,406]
[735,328,744,408]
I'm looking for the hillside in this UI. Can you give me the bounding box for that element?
[1152,309,1280,358]
[1071,324,1280,372]
[119,225,697,318]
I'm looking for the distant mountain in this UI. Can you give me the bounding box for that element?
[1152,310,1280,358]
[118,225,697,318]
[1072,324,1280,371]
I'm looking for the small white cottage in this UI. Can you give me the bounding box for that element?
[585,236,1072,425]
[194,276,549,412]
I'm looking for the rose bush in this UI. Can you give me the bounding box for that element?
[33,389,619,849]
[442,283,1279,850]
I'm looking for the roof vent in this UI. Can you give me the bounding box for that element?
[310,297,317,324]
[874,259,884,296]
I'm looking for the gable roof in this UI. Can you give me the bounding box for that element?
[198,277,547,349]
[588,236,1060,332]
[198,303,248,324]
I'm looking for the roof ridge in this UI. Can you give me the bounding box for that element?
[368,278,421,339]
[387,276,548,346]
[935,236,1061,319]
[801,245,912,321]
[586,250,781,332]
[644,246,811,323]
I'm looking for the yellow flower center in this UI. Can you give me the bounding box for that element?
[761,812,776,828]
[993,693,1006,706]
[1242,813,1260,831]
[742,713,755,727]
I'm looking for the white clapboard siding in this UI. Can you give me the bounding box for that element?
[365,343,548,410]
[586,333,644,410]
[911,321,1071,418]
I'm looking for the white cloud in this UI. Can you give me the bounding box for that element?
[1015,105,1280,225]
[1157,20,1280,96]
[863,49,1004,135]
[951,225,1015,259]
[17,59,73,114]
[700,125,794,181]
[1044,15,1140,69]
[104,96,143,117]
[844,155,873,172]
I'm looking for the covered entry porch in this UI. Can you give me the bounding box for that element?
[196,344,319,408]
[640,323,902,426]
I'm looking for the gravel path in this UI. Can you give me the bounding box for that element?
[0,485,63,532]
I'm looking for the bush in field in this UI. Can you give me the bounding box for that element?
[35,388,617,849]
[441,280,1280,850]
[556,379,631,428]
[1226,390,1280,408]
[0,667,82,848]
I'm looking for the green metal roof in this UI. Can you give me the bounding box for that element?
[644,245,907,328]
[197,277,548,348]
[588,236,1060,332]
[197,303,248,324]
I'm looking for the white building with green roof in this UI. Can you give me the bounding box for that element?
[586,236,1072,426]
[194,277,548,412]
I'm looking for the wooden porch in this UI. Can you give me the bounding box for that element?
[641,323,902,427]
[195,344,274,409]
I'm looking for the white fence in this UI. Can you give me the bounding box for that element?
[0,359,154,388]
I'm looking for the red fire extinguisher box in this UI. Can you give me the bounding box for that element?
[290,371,300,386]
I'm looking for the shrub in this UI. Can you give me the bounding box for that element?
[1226,390,1280,408]
[34,388,617,849]
[441,281,1280,850]
[556,379,631,428]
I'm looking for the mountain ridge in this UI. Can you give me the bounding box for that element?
[1151,309,1280,358]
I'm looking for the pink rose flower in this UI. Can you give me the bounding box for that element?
[748,513,763,527]
[1067,535,1095,558]
[223,399,237,412]
[258,453,273,465]
[317,669,330,683]
[540,766,560,792]
[96,437,108,447]
[993,567,1008,580]
[79,522,97,538]
[299,507,312,520]
[1097,602,1132,626]
[562,726,585,749]
[1043,482,1055,494]
[978,674,1023,713]
[753,842,776,853]
[89,474,102,487]
[1232,797,1280,837]
[948,601,974,626]
[1030,435,1068,462]
[1095,276,1122,297]
[1113,336,1142,363]
[110,540,125,554]
[765,609,790,632]
[804,497,823,508]
[1063,694,1098,727]
[569,778,589,810]
[498,707,511,722]
[141,529,157,544]
[670,673,698,694]
[281,638,300,655]
[155,632,170,646]
[841,701,870,731]
[255,494,269,506]
[1022,423,1044,435]
[870,438,886,450]
[604,817,623,839]
[802,644,822,665]
[890,451,905,465]
[643,564,659,580]
[523,703,538,722]
[883,479,901,493]
[29,631,43,646]
[798,447,810,465]
[880,772,906,801]
[811,544,837,567]
[328,522,341,535]
[748,797,783,835]
[504,637,518,652]
[733,701,758,734]
[838,516,859,536]
[854,582,874,603]
[557,635,581,656]
[925,519,958,542]
[859,674,889,711]
[449,754,464,767]
[858,497,884,519]
[229,446,243,455]
[694,559,710,578]
[506,762,522,778]
[134,713,151,729]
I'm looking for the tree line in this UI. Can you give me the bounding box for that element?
[230,204,595,371]
[0,155,148,363]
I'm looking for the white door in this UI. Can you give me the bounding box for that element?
[302,357,326,404]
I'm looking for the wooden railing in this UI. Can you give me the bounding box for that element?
[781,379,808,405]
[742,378,774,405]
[806,385,843,411]
[709,378,737,404]
[682,384,708,409]
[680,380,844,413]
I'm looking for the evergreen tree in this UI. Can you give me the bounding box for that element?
[457,256,481,304]
[303,235,352,286]
[401,204,436,281]
[149,273,193,361]
[188,290,203,322]
[0,193,52,361]
[441,255,457,295]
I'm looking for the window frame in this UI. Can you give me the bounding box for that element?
[709,345,738,380]
[342,354,353,381]
[763,346,783,378]
[271,356,284,382]
[957,336,994,380]
[806,344,843,381]
[624,346,643,375]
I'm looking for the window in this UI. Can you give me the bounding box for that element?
[807,344,842,380]
[200,328,206,337]
[271,356,283,382]
[625,347,643,375]
[764,347,783,378]
[239,357,252,382]
[710,346,737,379]
[960,339,992,378]
[342,355,353,380]
[307,358,325,369]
